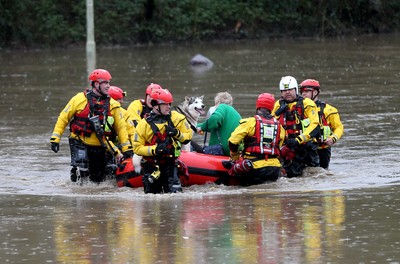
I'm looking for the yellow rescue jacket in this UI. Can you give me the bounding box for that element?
[133,111,193,157]
[50,91,132,152]
[126,99,152,127]
[104,106,136,156]
[272,97,319,143]
[228,116,286,168]
[317,101,344,148]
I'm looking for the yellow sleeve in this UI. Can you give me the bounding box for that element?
[126,99,144,127]
[110,100,132,152]
[302,98,320,141]
[228,117,255,145]
[119,107,135,142]
[279,124,286,147]
[324,104,344,141]
[107,141,122,156]
[125,116,136,145]
[171,111,193,144]
[272,101,281,118]
[50,92,86,143]
[132,120,157,157]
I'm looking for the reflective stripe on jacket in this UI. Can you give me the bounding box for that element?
[244,115,281,157]
[229,116,285,168]
[50,90,132,152]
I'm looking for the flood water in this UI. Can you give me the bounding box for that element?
[1,33,400,263]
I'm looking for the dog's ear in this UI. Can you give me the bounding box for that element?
[185,96,191,102]
[200,95,204,100]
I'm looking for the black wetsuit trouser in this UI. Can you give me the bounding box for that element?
[69,138,107,183]
[284,141,320,178]
[142,158,183,194]
[317,147,331,169]
[239,166,281,186]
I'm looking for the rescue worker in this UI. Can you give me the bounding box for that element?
[105,86,135,177]
[300,79,344,169]
[126,83,162,128]
[108,86,135,145]
[272,76,320,178]
[228,93,286,185]
[50,69,133,183]
[132,88,193,193]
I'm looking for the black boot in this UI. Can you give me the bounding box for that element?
[70,167,77,182]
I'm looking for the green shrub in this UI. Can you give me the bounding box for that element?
[0,0,399,48]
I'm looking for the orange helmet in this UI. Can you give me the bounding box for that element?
[299,79,320,92]
[108,86,126,100]
[256,93,275,111]
[89,69,112,82]
[146,83,162,95]
[150,88,173,105]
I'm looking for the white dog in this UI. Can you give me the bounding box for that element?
[132,96,206,174]
[174,95,206,151]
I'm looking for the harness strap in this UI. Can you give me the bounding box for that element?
[174,106,198,132]
[282,97,304,134]
[86,91,117,154]
[246,153,279,161]
[316,100,326,124]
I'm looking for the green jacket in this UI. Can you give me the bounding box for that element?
[199,104,241,155]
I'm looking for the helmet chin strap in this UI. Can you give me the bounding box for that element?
[312,90,320,101]
[155,104,170,116]
[152,104,161,115]
[94,82,107,97]
[158,105,168,116]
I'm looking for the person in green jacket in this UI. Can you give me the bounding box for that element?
[197,92,242,156]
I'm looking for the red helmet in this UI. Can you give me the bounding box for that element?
[108,86,126,100]
[150,88,173,105]
[256,93,275,111]
[299,79,320,92]
[145,83,162,95]
[89,69,112,82]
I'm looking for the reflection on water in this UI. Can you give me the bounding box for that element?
[1,33,400,263]
[2,188,399,263]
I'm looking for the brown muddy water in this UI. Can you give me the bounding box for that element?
[0,34,400,263]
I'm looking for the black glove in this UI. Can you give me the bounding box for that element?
[274,101,288,116]
[165,125,179,137]
[51,142,59,153]
[286,138,300,149]
[155,142,169,155]
[123,150,133,159]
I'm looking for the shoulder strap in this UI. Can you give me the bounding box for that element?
[174,106,197,132]
[316,100,326,123]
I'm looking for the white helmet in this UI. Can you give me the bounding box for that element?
[279,76,298,94]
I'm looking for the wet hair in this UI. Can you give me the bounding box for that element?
[214,92,233,105]
[256,108,271,118]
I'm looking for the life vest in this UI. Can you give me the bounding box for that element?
[70,90,112,137]
[144,114,179,163]
[277,97,308,138]
[243,115,281,159]
[316,100,332,145]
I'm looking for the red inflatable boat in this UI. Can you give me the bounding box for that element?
[116,151,240,188]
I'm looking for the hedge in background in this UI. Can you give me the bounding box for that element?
[1,0,399,48]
